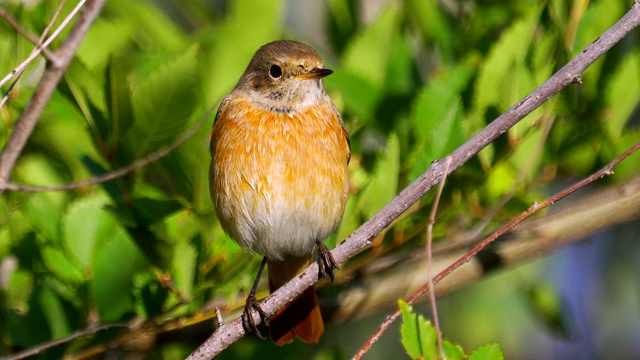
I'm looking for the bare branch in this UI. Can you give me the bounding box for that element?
[0,0,104,193]
[186,3,640,358]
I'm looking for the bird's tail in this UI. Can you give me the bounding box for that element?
[267,256,323,346]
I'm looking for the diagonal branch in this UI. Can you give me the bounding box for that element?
[187,1,640,359]
[0,0,106,194]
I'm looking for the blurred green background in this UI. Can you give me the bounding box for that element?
[1,0,639,358]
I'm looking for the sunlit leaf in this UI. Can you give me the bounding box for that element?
[603,51,640,140]
[472,8,542,116]
[41,247,85,284]
[328,70,381,121]
[356,133,400,218]
[62,193,116,273]
[341,4,401,88]
[469,344,504,360]
[200,0,285,104]
[122,47,199,163]
[90,227,147,321]
[38,285,70,339]
[399,299,437,359]
[105,56,134,155]
[172,240,196,300]
[76,18,135,70]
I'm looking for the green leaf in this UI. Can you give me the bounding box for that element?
[334,196,359,245]
[131,197,186,227]
[485,163,518,200]
[410,64,473,141]
[408,65,470,180]
[41,247,85,284]
[5,269,34,314]
[469,344,504,360]
[121,47,199,163]
[137,272,169,318]
[105,0,187,51]
[200,0,285,104]
[15,155,67,242]
[76,18,136,70]
[21,194,61,243]
[90,227,147,321]
[443,340,465,360]
[62,193,116,273]
[341,4,401,88]
[573,0,624,97]
[356,133,400,218]
[328,70,381,121]
[38,285,71,339]
[406,0,452,57]
[399,299,437,359]
[472,8,542,116]
[172,239,196,299]
[105,56,134,154]
[62,59,108,147]
[603,51,640,140]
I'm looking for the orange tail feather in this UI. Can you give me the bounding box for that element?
[267,257,324,346]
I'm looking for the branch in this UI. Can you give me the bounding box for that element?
[0,0,106,193]
[187,2,640,359]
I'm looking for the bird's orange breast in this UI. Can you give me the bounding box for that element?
[210,94,350,260]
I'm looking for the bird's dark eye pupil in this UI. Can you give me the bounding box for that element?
[269,64,283,78]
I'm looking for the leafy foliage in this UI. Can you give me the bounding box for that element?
[0,0,638,358]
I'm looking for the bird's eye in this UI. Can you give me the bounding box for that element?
[269,64,283,79]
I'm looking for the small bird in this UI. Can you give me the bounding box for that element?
[209,40,350,345]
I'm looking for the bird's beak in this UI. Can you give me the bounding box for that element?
[296,68,333,80]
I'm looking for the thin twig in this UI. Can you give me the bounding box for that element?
[0,104,215,192]
[0,323,130,360]
[0,0,82,89]
[0,1,66,111]
[354,141,640,358]
[0,8,57,61]
[425,157,450,359]
[0,0,105,193]
[186,4,640,358]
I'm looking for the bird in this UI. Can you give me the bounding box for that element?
[209,40,350,345]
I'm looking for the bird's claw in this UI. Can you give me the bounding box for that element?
[316,240,339,281]
[242,293,269,339]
